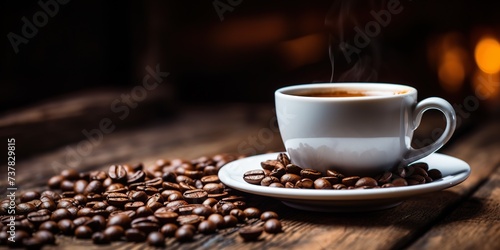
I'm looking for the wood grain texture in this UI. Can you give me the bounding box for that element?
[1,100,499,249]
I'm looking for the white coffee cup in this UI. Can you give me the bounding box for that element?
[275,83,457,176]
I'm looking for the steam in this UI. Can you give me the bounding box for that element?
[325,0,384,82]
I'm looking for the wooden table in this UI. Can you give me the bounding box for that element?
[1,90,499,250]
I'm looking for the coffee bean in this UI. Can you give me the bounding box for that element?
[160,223,178,237]
[107,213,131,228]
[261,160,284,171]
[269,182,285,188]
[238,226,263,241]
[136,206,154,217]
[125,201,145,210]
[381,183,395,188]
[326,169,345,179]
[243,207,261,219]
[412,162,429,171]
[264,218,282,234]
[27,211,50,224]
[428,169,442,180]
[285,182,295,188]
[107,164,128,183]
[51,208,72,221]
[20,191,41,203]
[75,225,93,239]
[73,217,91,227]
[243,170,266,185]
[154,210,179,224]
[332,183,347,189]
[270,167,286,179]
[39,221,59,233]
[224,215,238,227]
[300,169,322,180]
[104,225,124,241]
[107,192,130,206]
[377,171,392,184]
[259,176,279,186]
[284,164,302,175]
[16,202,36,215]
[127,170,146,184]
[277,152,291,166]
[260,211,279,221]
[175,225,194,242]
[342,176,360,187]
[203,183,223,194]
[58,219,75,235]
[207,214,225,229]
[392,178,408,186]
[183,189,208,204]
[314,178,332,189]
[280,173,301,185]
[33,230,55,245]
[7,230,29,247]
[60,180,75,192]
[84,180,103,195]
[198,220,217,234]
[408,174,426,184]
[92,232,110,244]
[61,169,79,180]
[125,228,146,242]
[355,177,378,187]
[147,231,165,246]
[201,175,219,184]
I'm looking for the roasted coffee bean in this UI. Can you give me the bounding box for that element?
[428,169,442,180]
[270,167,286,179]
[175,225,194,242]
[269,182,285,188]
[51,208,72,221]
[258,176,278,186]
[27,211,50,224]
[408,174,426,184]
[108,164,128,183]
[203,183,223,194]
[183,189,208,204]
[61,169,80,180]
[202,197,218,207]
[60,180,75,192]
[207,214,225,229]
[20,191,41,203]
[201,175,220,184]
[73,217,91,227]
[192,206,214,218]
[160,223,178,237]
[355,177,378,187]
[145,177,164,188]
[33,230,55,245]
[75,225,93,239]
[128,190,148,202]
[238,226,263,241]
[264,219,282,234]
[179,182,196,192]
[127,170,146,184]
[92,232,110,244]
[381,183,395,188]
[6,230,29,247]
[223,215,238,227]
[323,176,340,185]
[177,214,204,228]
[260,160,284,171]
[16,202,36,215]
[48,175,65,189]
[260,211,279,221]
[39,221,59,233]
[407,179,420,185]
[178,204,203,215]
[342,176,360,187]
[277,152,291,166]
[280,173,301,185]
[136,206,154,217]
[243,207,261,219]
[84,180,103,195]
[392,178,408,186]
[300,169,322,180]
[58,219,75,235]
[165,200,189,212]
[107,213,131,228]
[147,231,165,246]
[131,221,160,234]
[285,182,295,188]
[285,164,303,175]
[198,220,217,234]
[104,225,124,241]
[230,209,246,222]
[125,228,146,242]
[314,178,332,189]
[125,201,145,210]
[326,169,345,179]
[154,210,179,224]
[377,171,393,184]
[106,192,130,206]
[243,170,266,185]
[332,183,347,189]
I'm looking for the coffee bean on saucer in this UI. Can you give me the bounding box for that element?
[277,153,291,166]
[260,160,284,171]
[428,169,442,180]
[355,177,378,187]
[243,170,266,185]
[342,176,360,187]
[314,178,332,189]
[300,169,323,180]
[260,176,280,186]
[285,164,303,175]
[295,178,314,189]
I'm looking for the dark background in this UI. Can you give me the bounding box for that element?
[1,0,500,114]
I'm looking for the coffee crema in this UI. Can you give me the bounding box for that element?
[294,89,408,97]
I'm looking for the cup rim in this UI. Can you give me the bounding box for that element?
[275,82,417,101]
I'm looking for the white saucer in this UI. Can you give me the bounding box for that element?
[218,152,470,212]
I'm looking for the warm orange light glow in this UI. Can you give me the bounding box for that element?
[277,33,327,70]
[438,49,466,92]
[475,37,500,74]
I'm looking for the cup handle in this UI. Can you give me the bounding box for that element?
[402,97,457,166]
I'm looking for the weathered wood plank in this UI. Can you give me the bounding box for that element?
[407,163,500,250]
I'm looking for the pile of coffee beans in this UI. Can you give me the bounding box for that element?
[0,154,283,248]
[244,153,443,189]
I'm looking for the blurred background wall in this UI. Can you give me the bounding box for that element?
[1,0,500,114]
